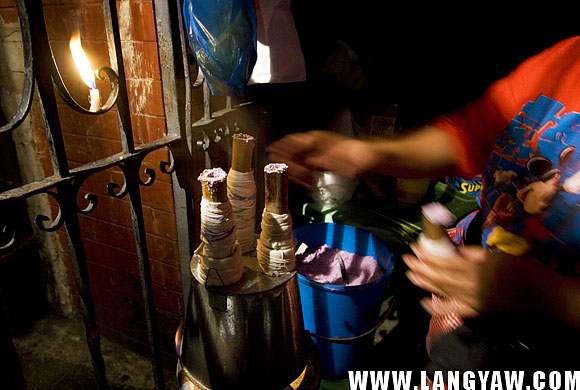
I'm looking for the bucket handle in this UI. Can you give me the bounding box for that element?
[306,295,396,345]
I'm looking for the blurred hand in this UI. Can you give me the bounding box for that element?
[266,130,370,190]
[402,244,535,316]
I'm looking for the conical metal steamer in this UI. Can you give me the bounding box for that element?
[176,135,320,390]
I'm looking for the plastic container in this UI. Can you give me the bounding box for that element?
[294,223,394,379]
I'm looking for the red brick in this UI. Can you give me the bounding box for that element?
[131,114,150,145]
[58,109,88,137]
[91,284,144,322]
[31,101,43,127]
[121,41,161,80]
[31,106,52,176]
[63,133,122,164]
[83,40,113,74]
[94,304,117,331]
[63,135,122,163]
[63,133,90,163]
[152,284,183,315]
[119,242,175,280]
[108,270,142,302]
[190,103,206,123]
[146,234,178,266]
[120,247,178,280]
[59,107,119,139]
[150,259,181,293]
[83,237,136,273]
[86,111,120,139]
[0,0,15,8]
[211,95,227,112]
[117,1,157,42]
[43,6,80,42]
[44,0,100,5]
[68,161,83,171]
[129,115,170,148]
[89,284,110,308]
[155,309,182,335]
[79,215,136,252]
[86,260,112,289]
[119,296,146,323]
[80,3,107,41]
[39,157,54,179]
[78,192,132,228]
[95,136,123,159]
[140,180,174,213]
[0,7,17,23]
[127,79,165,116]
[77,169,124,200]
[141,147,172,183]
[114,315,148,346]
[142,207,177,240]
[144,115,167,143]
[124,254,140,277]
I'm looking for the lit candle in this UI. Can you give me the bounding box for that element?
[69,34,100,112]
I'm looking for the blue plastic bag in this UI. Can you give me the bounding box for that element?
[183,0,258,96]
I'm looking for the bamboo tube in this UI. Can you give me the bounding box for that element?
[198,168,228,203]
[264,163,289,214]
[421,202,456,241]
[422,216,450,241]
[231,133,255,173]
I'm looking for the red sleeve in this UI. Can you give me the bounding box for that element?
[429,36,580,178]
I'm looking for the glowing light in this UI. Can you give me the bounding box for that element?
[249,41,271,84]
[69,33,96,89]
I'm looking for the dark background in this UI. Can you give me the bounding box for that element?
[248,3,580,138]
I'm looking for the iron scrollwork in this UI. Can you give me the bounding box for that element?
[106,169,129,199]
[0,0,34,134]
[107,147,176,199]
[160,147,176,175]
[78,192,99,215]
[0,1,189,388]
[34,176,99,232]
[34,190,64,232]
[0,224,16,251]
[51,64,120,115]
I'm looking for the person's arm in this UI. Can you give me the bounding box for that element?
[266,126,460,189]
[268,38,580,190]
[403,244,580,330]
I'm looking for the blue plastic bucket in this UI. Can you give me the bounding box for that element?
[294,223,394,379]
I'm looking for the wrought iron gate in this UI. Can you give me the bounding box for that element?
[0,1,264,389]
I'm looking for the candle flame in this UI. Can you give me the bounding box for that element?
[69,34,96,89]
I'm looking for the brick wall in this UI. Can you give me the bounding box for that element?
[0,0,192,363]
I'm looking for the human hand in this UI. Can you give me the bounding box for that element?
[402,244,534,317]
[266,130,370,190]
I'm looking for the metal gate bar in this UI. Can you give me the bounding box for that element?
[0,1,186,389]
[0,0,261,389]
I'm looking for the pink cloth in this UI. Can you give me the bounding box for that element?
[297,244,383,286]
